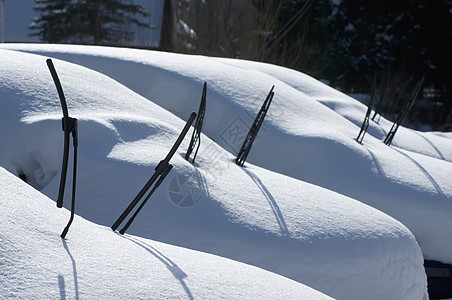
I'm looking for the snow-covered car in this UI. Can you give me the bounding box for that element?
[3,45,450,299]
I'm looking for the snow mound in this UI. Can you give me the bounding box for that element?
[0,47,429,299]
[0,166,330,299]
[4,44,449,266]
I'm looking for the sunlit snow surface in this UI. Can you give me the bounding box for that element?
[1,44,448,299]
[0,167,330,299]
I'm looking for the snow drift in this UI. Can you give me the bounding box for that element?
[4,44,449,267]
[0,166,330,299]
[0,46,435,299]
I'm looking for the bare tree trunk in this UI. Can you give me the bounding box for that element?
[160,0,174,51]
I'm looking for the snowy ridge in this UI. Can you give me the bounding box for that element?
[0,45,442,299]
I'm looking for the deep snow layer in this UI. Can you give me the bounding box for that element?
[0,166,330,299]
[0,47,431,299]
[3,44,449,266]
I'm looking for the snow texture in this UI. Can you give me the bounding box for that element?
[0,166,329,299]
[0,44,445,299]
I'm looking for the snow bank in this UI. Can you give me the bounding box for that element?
[3,44,449,267]
[0,166,329,299]
[0,47,429,299]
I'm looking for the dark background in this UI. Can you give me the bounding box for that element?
[6,0,452,130]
